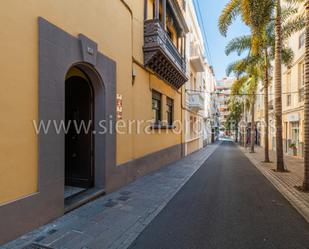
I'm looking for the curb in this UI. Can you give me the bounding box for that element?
[109,142,222,249]
[4,143,221,249]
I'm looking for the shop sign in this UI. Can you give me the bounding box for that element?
[287,113,300,122]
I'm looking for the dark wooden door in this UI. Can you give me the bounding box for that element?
[65,76,94,188]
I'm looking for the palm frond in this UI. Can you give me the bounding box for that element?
[282,46,294,67]
[284,0,306,5]
[225,35,252,55]
[281,5,299,22]
[226,59,248,77]
[231,76,249,95]
[282,13,305,39]
[218,0,241,36]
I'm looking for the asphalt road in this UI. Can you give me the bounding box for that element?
[128,141,309,249]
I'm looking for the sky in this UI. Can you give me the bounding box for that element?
[194,0,250,80]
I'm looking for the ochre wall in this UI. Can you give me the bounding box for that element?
[0,0,182,204]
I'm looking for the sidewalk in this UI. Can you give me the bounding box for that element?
[3,143,220,249]
[239,145,309,223]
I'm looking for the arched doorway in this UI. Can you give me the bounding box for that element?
[65,66,94,198]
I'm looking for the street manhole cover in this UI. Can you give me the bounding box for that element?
[23,243,53,249]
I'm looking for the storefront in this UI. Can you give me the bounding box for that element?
[285,113,303,157]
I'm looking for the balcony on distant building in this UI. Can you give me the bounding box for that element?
[187,92,204,112]
[143,0,189,89]
[189,42,205,72]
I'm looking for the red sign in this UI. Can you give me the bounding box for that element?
[116,94,123,120]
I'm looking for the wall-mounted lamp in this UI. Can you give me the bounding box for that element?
[132,68,137,85]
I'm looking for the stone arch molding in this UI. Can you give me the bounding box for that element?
[0,17,116,244]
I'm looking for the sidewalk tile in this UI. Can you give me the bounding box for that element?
[3,143,220,249]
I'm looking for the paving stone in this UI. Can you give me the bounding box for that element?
[4,143,220,249]
[240,145,309,223]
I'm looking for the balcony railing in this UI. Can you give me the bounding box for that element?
[187,92,204,112]
[189,43,204,72]
[144,19,188,89]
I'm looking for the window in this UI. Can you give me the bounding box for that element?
[166,97,174,126]
[190,116,196,137]
[287,94,292,106]
[299,62,305,102]
[291,122,300,143]
[283,121,288,152]
[299,31,305,49]
[286,72,291,106]
[167,27,173,40]
[152,90,162,125]
[152,1,162,20]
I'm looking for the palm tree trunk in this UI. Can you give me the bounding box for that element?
[243,104,247,147]
[303,1,309,190]
[275,0,285,171]
[264,49,270,163]
[251,101,255,153]
[235,119,239,143]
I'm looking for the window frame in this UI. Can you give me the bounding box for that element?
[166,97,174,126]
[286,72,292,106]
[152,90,162,125]
[299,61,305,102]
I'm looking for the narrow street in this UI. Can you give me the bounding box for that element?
[2,0,309,248]
[4,142,309,249]
[129,141,309,249]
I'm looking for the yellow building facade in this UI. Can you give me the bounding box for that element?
[0,0,193,244]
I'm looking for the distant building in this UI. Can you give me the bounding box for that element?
[216,77,234,135]
[183,0,217,154]
[203,65,219,144]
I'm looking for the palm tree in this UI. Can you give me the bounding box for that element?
[247,75,259,153]
[303,0,309,190]
[227,57,261,153]
[227,80,246,143]
[263,48,270,162]
[269,3,304,166]
[226,35,269,157]
[274,0,285,171]
[225,26,295,160]
[219,0,304,167]
[274,0,306,171]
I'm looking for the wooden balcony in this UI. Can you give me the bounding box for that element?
[143,19,188,89]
